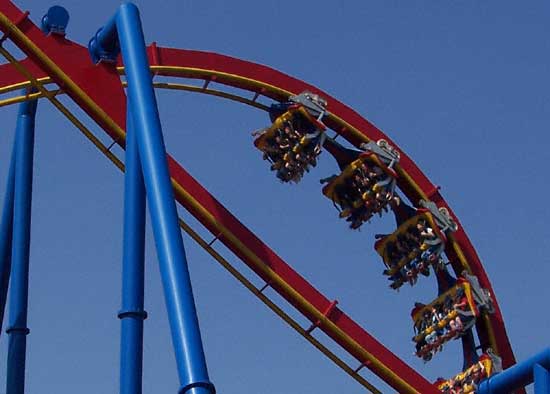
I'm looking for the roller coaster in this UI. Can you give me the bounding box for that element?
[0,2,546,394]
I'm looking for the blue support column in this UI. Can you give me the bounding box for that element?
[115,4,215,394]
[477,348,550,394]
[0,148,16,335]
[119,106,147,394]
[87,12,119,63]
[535,364,550,394]
[5,94,38,394]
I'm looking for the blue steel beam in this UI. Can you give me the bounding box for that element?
[478,348,550,394]
[88,11,119,64]
[0,147,16,336]
[535,364,550,394]
[97,4,216,394]
[5,93,38,394]
[119,107,147,394]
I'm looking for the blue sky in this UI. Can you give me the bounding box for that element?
[0,1,548,393]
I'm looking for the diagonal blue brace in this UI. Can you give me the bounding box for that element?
[5,91,38,394]
[90,4,215,394]
[535,364,550,394]
[119,105,147,394]
[0,145,16,336]
[477,347,550,394]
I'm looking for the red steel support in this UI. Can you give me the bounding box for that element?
[0,2,519,392]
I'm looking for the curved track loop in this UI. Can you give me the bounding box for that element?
[0,2,518,393]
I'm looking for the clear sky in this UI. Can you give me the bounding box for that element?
[0,1,548,393]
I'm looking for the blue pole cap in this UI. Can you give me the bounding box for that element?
[41,6,70,36]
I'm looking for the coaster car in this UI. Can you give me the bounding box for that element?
[253,92,328,183]
[375,200,458,289]
[411,274,494,362]
[437,349,502,393]
[322,139,399,229]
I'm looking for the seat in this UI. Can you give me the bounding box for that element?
[322,141,399,229]
[253,92,328,183]
[411,276,494,361]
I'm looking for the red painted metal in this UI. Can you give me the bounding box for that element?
[0,1,519,392]
[144,46,516,370]
[0,59,46,87]
[0,9,28,43]
[307,300,339,334]
[0,2,127,133]
[166,148,440,394]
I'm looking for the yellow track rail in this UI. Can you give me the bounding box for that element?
[0,14,500,387]
[0,46,387,393]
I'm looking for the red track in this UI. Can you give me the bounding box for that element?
[0,2,519,393]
